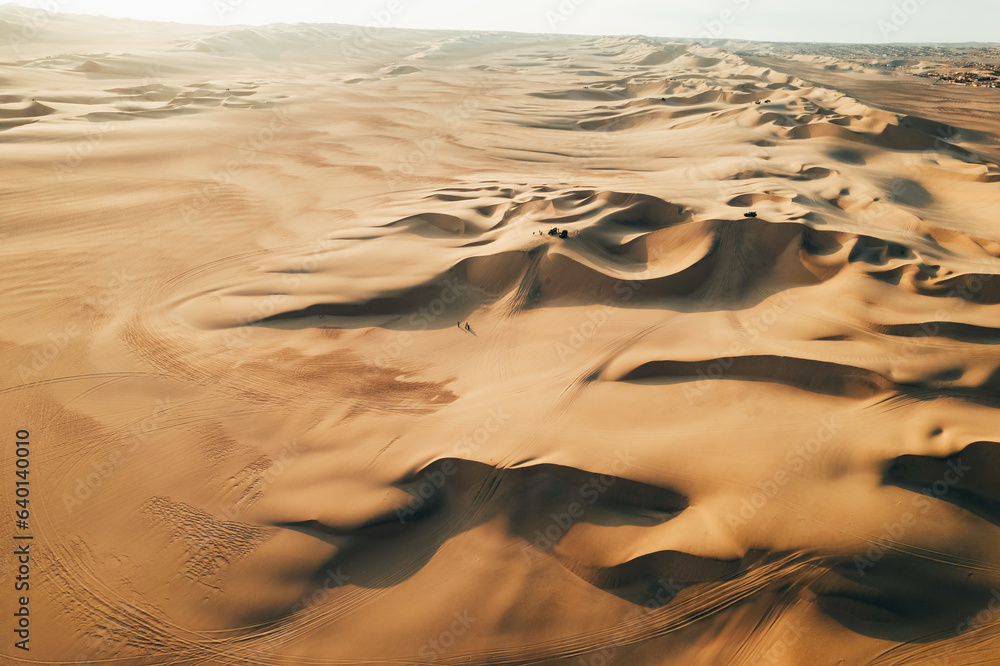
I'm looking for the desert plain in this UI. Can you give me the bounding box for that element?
[3,5,1000,664]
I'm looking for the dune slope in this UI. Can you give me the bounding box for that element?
[3,7,1000,665]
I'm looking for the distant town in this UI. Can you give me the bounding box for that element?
[915,66,999,88]
[728,42,1000,89]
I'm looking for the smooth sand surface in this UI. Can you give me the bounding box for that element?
[3,6,1000,664]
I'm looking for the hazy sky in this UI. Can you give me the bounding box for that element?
[30,0,1000,43]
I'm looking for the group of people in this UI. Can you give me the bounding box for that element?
[533,227,569,238]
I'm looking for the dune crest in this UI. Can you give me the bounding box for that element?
[3,7,1000,664]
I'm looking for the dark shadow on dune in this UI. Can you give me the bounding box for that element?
[898,115,979,142]
[0,100,55,118]
[884,322,1000,345]
[925,274,1000,305]
[848,235,914,265]
[252,288,481,329]
[249,250,523,330]
[558,549,744,608]
[793,166,835,181]
[811,555,996,643]
[387,212,479,237]
[616,355,895,399]
[235,179,996,337]
[801,227,849,255]
[285,458,690,601]
[828,147,867,165]
[889,179,933,207]
[616,355,1000,405]
[245,211,971,336]
[882,441,1000,528]
[251,213,821,331]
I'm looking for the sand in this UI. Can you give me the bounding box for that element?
[3,5,1000,664]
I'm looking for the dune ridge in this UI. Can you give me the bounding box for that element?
[3,6,1000,664]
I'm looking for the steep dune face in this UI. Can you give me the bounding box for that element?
[3,7,1000,664]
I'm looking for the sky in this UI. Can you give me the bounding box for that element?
[27,0,1000,43]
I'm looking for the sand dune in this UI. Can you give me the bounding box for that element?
[3,5,1000,664]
